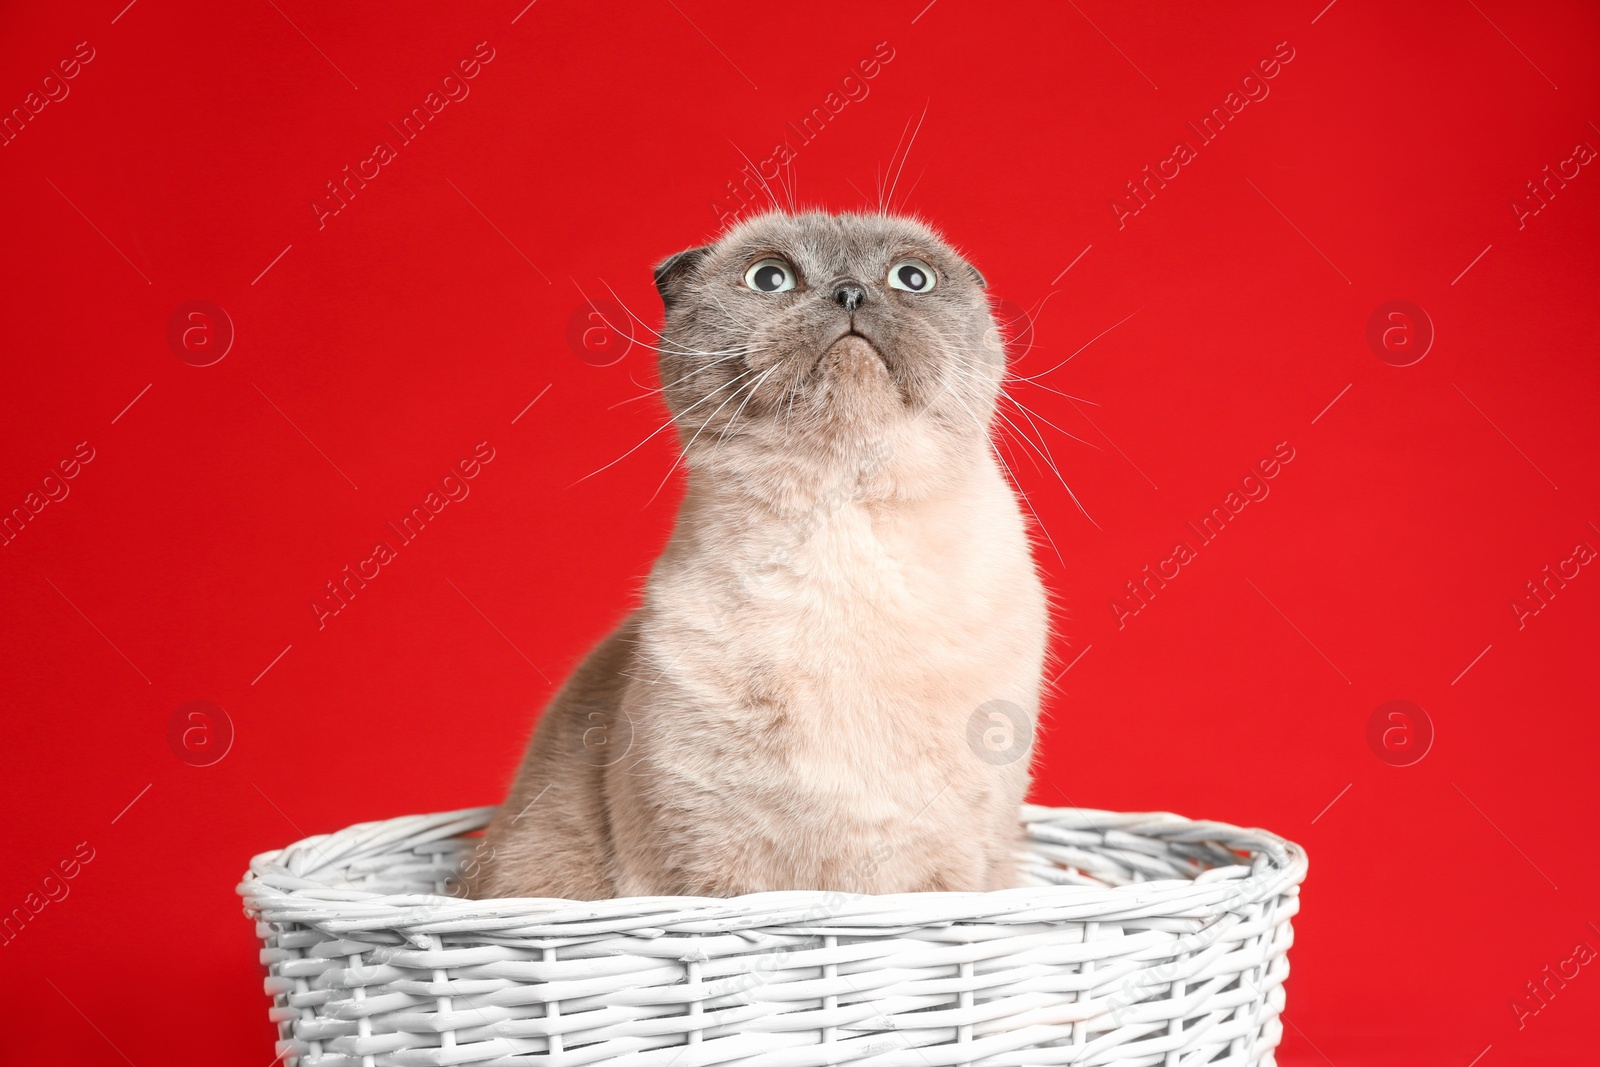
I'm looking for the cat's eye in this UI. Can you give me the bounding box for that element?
[887,258,936,293]
[744,258,797,293]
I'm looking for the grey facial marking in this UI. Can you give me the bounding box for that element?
[651,211,1003,464]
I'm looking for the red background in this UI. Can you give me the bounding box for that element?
[2,0,1597,1063]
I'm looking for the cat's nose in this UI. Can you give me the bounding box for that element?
[833,284,867,311]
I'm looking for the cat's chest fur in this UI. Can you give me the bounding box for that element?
[468,209,1056,901]
[631,455,1047,883]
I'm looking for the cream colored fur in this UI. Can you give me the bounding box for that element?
[465,212,1049,899]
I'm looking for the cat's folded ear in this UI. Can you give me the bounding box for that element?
[653,246,712,311]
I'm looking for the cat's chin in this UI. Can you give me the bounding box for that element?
[819,333,888,379]
[814,333,908,425]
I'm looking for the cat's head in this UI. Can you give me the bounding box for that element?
[652,210,1004,496]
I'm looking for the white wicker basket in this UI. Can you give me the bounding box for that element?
[239,806,1307,1067]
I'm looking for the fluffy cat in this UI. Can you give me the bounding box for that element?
[464,210,1049,900]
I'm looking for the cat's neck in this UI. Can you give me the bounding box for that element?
[675,431,997,533]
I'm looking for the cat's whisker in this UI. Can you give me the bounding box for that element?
[717,362,781,444]
[613,320,757,373]
[612,324,749,362]
[995,410,1099,528]
[574,275,661,337]
[980,361,1103,406]
[935,356,1100,532]
[579,277,757,366]
[1002,393,1103,453]
[684,364,768,442]
[884,102,929,215]
[879,119,911,214]
[896,165,928,211]
[592,279,694,351]
[641,364,772,505]
[776,361,807,429]
[984,386,1101,463]
[567,275,673,355]
[620,344,755,404]
[1009,306,1142,383]
[940,343,1107,406]
[942,386,1073,560]
[571,420,681,488]
[726,138,786,217]
[1001,441,1070,565]
[773,157,799,215]
[987,282,1068,348]
[572,365,761,488]
[988,401,1075,497]
[939,363,1105,454]
[1007,375,1101,407]
[611,352,748,410]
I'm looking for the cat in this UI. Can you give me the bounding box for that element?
[462,210,1050,900]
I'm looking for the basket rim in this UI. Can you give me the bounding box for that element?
[238,804,1307,937]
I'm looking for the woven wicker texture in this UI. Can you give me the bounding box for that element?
[239,806,1307,1067]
